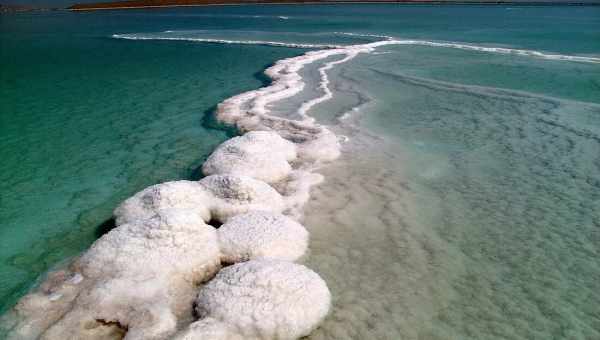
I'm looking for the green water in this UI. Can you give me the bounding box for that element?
[2,4,600,338]
[0,10,301,313]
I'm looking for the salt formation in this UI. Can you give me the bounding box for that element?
[198,174,285,222]
[114,180,212,225]
[202,131,297,183]
[6,210,221,340]
[114,174,285,226]
[195,260,331,340]
[218,211,309,263]
[1,271,87,340]
[3,170,325,340]
[3,33,351,340]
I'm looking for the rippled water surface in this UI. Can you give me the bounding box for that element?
[305,46,600,338]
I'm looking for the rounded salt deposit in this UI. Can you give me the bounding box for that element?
[114,180,211,226]
[195,260,331,340]
[77,210,221,285]
[218,211,308,263]
[114,175,285,226]
[202,131,297,183]
[198,174,285,222]
[3,40,346,340]
[26,211,221,340]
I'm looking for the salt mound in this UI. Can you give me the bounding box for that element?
[114,180,211,226]
[209,131,296,161]
[114,175,285,226]
[196,260,331,340]
[218,211,308,263]
[202,131,297,183]
[198,175,285,222]
[77,210,220,286]
[9,211,221,340]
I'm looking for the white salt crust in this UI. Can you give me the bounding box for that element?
[218,211,309,263]
[114,174,285,226]
[6,211,221,340]
[114,180,212,225]
[202,131,297,183]
[198,174,285,222]
[195,260,331,340]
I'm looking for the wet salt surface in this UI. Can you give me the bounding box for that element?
[302,133,458,339]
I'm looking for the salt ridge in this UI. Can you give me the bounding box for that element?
[111,33,344,49]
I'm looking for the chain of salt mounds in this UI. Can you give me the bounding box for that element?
[0,41,370,339]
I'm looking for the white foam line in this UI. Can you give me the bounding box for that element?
[387,39,600,64]
[334,31,395,41]
[112,34,344,49]
[113,33,600,64]
[335,32,600,64]
[297,51,360,121]
[216,42,380,124]
[213,43,386,171]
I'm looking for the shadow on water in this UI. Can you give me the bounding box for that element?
[192,62,275,182]
[193,104,242,181]
[200,105,239,138]
[95,218,116,238]
[197,62,272,137]
[253,64,273,87]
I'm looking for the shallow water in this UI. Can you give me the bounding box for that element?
[2,4,600,338]
[304,48,600,339]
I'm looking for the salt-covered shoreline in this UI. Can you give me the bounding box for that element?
[0,37,385,340]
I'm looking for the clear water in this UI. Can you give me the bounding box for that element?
[2,4,600,339]
[305,46,600,339]
[0,9,301,313]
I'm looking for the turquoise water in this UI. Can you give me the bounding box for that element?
[0,10,301,313]
[2,4,600,338]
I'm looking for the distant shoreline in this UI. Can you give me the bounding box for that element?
[68,1,600,11]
